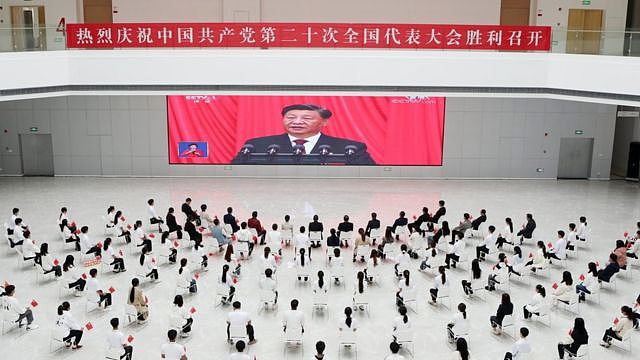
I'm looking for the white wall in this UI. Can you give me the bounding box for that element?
[0,96,616,179]
[111,0,501,24]
[0,50,639,105]
[535,0,628,55]
[0,0,78,51]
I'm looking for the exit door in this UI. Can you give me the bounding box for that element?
[566,9,603,54]
[557,138,594,179]
[19,134,54,176]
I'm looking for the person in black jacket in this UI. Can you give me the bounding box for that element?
[517,214,536,245]
[223,207,239,233]
[181,198,198,222]
[326,228,340,248]
[184,215,203,250]
[365,213,380,237]
[598,253,620,283]
[431,200,446,224]
[557,317,589,359]
[429,221,450,246]
[408,207,430,235]
[471,209,487,231]
[337,215,354,247]
[491,293,514,334]
[308,215,324,248]
[391,211,408,240]
[165,207,182,240]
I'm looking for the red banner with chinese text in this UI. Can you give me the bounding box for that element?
[66,23,551,51]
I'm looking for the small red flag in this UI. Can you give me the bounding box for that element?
[623,231,629,238]
[127,224,132,230]
[127,335,134,343]
[53,259,59,266]
[144,296,148,304]
[232,277,238,284]
[96,242,102,249]
[189,306,197,314]
[412,215,417,220]
[71,222,76,228]
[108,286,116,293]
[119,249,124,257]
[75,229,81,235]
[569,328,573,336]
[613,317,619,325]
[547,242,553,248]
[148,233,155,239]
[85,322,93,331]
[552,283,558,289]
[151,257,156,264]
[199,227,205,232]
[194,272,200,280]
[3,280,9,287]
[628,242,633,249]
[208,252,214,257]
[231,234,236,241]
[81,273,87,279]
[173,240,180,249]
[30,299,39,307]
[528,252,533,258]
[579,274,585,281]
[120,217,126,222]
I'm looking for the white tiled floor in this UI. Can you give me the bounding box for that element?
[0,177,639,360]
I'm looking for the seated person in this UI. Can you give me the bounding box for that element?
[308,215,324,248]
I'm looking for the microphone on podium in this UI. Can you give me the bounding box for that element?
[344,145,357,156]
[292,144,305,155]
[266,144,280,155]
[318,145,331,156]
[240,144,254,155]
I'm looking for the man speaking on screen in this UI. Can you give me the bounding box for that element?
[231,104,375,165]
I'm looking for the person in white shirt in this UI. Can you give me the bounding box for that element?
[236,222,254,257]
[62,255,86,294]
[200,204,215,230]
[60,219,80,251]
[496,217,515,249]
[338,306,357,333]
[508,246,526,277]
[566,223,578,251]
[392,306,411,342]
[503,327,532,360]
[7,208,21,235]
[576,216,588,242]
[429,266,449,304]
[384,341,406,360]
[407,230,424,259]
[259,268,278,305]
[266,224,282,256]
[396,270,415,307]
[36,243,62,278]
[576,262,598,303]
[444,233,466,269]
[160,231,178,264]
[282,299,305,335]
[551,271,574,306]
[139,246,159,281]
[177,258,197,294]
[545,230,568,262]
[296,247,311,282]
[0,285,38,330]
[113,210,132,244]
[313,271,328,306]
[21,230,38,262]
[58,207,76,233]
[395,244,411,277]
[132,221,152,252]
[87,268,112,309]
[280,215,294,247]
[107,317,133,360]
[103,237,126,272]
[311,340,328,360]
[229,340,251,360]
[476,225,497,261]
[525,241,548,272]
[600,305,637,347]
[226,301,257,345]
[353,271,368,311]
[485,253,509,292]
[523,284,547,319]
[447,303,469,343]
[57,301,83,349]
[161,329,188,360]
[79,226,102,258]
[329,248,345,285]
[148,199,164,232]
[294,226,311,260]
[365,249,380,284]
[262,247,278,275]
[170,295,193,336]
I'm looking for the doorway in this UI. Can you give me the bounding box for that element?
[19,134,54,176]
[83,0,113,23]
[557,138,594,179]
[500,0,531,26]
[566,9,603,54]
[10,6,46,51]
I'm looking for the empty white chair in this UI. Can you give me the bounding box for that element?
[258,289,277,313]
[395,329,415,358]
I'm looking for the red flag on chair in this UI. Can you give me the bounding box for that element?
[30,299,39,307]
[613,317,619,325]
[108,286,116,293]
[148,233,155,239]
[81,273,87,279]
[624,231,629,238]
[579,274,585,281]
[628,242,633,249]
[208,252,214,257]
[127,335,134,343]
[189,306,197,314]
[194,272,199,280]
[53,259,59,266]
[71,222,76,228]
[85,322,93,331]
[151,257,156,264]
[569,328,573,336]
[552,283,558,290]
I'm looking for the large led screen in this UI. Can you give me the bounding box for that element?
[168,95,445,165]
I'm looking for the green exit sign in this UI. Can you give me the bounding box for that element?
[582,0,591,5]
[575,130,584,135]
[29,127,38,132]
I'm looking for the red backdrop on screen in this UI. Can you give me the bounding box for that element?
[167,95,445,165]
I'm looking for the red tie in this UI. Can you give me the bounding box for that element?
[293,139,307,154]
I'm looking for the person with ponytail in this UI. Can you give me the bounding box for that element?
[353,271,368,311]
[127,278,149,322]
[224,243,242,276]
[177,258,197,294]
[447,303,469,343]
[160,231,178,264]
[139,245,159,281]
[37,242,62,278]
[103,237,126,273]
[353,228,371,262]
[365,249,380,283]
[62,255,85,295]
[600,305,637,347]
[429,266,449,304]
[114,210,131,244]
[0,284,38,330]
[56,301,83,349]
[496,217,515,248]
[523,284,546,319]
[395,244,411,277]
[338,306,357,333]
[132,220,152,251]
[461,259,482,296]
[525,241,547,272]
[452,337,470,360]
[491,293,514,334]
[392,305,411,342]
[329,247,345,285]
[60,219,80,251]
[420,242,439,271]
[219,264,236,305]
[313,270,328,305]
[262,246,278,275]
[170,295,193,336]
[508,246,525,277]
[557,318,587,359]
[296,247,311,282]
[396,269,414,307]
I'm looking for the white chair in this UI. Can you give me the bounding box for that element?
[355,244,370,262]
[102,216,116,236]
[228,325,249,346]
[258,289,277,313]
[236,241,251,259]
[105,346,125,360]
[395,329,414,358]
[312,290,329,319]
[610,330,634,352]
[309,231,322,245]
[382,243,397,261]
[402,287,418,313]
[394,226,409,241]
[338,331,358,360]
[531,303,551,327]
[566,344,590,359]
[339,231,353,246]
[435,286,451,309]
[35,264,57,284]
[369,228,382,245]
[556,296,580,315]
[1,307,20,335]
[497,314,515,338]
[49,327,68,353]
[283,326,304,356]
[598,273,618,291]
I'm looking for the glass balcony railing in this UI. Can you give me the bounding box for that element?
[0,25,639,57]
